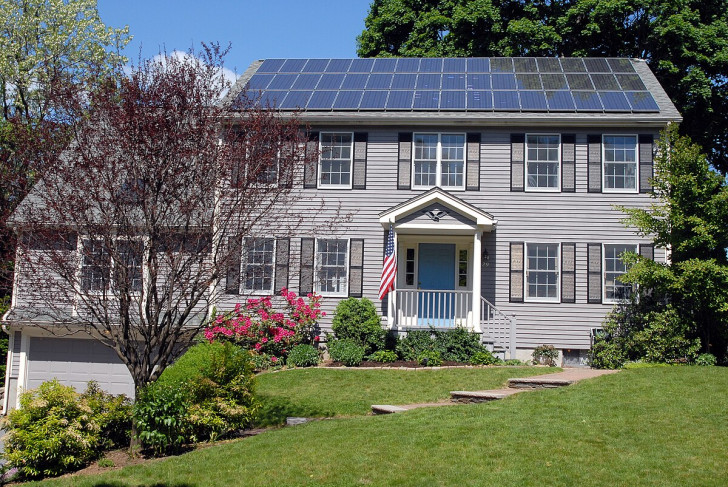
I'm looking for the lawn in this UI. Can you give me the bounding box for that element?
[27,367,728,487]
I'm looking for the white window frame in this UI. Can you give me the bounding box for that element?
[241,237,276,295]
[525,133,561,192]
[78,237,144,295]
[314,238,349,297]
[602,134,639,194]
[318,132,354,189]
[412,132,466,191]
[524,242,560,303]
[603,243,637,304]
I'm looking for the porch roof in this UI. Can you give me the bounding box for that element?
[378,187,497,232]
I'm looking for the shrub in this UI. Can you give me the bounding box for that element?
[331,297,385,354]
[134,342,257,455]
[470,350,503,366]
[417,350,443,366]
[695,353,717,366]
[367,350,398,363]
[504,359,526,366]
[533,345,559,366]
[2,380,131,480]
[287,344,320,367]
[433,328,487,362]
[81,382,132,450]
[589,334,627,369]
[396,330,436,361]
[328,339,365,366]
[249,352,283,371]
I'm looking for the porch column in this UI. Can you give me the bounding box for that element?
[472,231,482,333]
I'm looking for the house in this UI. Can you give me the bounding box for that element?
[2,57,680,410]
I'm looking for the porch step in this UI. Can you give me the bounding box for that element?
[371,404,408,415]
[450,388,525,403]
[507,377,575,389]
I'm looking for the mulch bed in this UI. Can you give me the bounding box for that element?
[328,360,471,368]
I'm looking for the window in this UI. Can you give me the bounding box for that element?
[81,239,142,293]
[413,133,465,190]
[603,135,638,192]
[319,132,353,188]
[243,238,275,293]
[526,134,560,190]
[232,142,279,187]
[405,248,415,286]
[458,249,468,287]
[117,241,143,292]
[315,239,348,295]
[604,244,637,303]
[525,243,559,301]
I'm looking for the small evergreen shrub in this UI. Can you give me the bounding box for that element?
[331,297,386,354]
[695,353,717,366]
[367,350,398,363]
[287,344,320,367]
[417,350,443,366]
[396,330,436,361]
[328,339,365,366]
[504,359,526,366]
[470,350,503,366]
[533,344,559,366]
[433,328,487,362]
[2,380,131,480]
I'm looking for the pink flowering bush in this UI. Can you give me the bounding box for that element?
[205,288,324,362]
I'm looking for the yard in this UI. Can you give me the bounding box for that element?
[25,366,728,487]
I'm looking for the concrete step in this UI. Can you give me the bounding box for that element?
[371,404,408,415]
[450,388,524,403]
[507,377,575,389]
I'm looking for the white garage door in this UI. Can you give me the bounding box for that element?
[27,337,135,398]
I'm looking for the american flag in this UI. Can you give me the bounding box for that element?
[379,229,396,300]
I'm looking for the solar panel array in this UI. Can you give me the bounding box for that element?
[243,58,660,113]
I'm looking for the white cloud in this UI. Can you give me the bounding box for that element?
[151,50,239,98]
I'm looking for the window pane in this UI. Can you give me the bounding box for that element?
[526,135,559,189]
[604,244,636,301]
[244,238,275,292]
[117,241,143,292]
[604,136,637,190]
[320,133,352,186]
[316,239,348,294]
[413,134,438,187]
[441,134,465,188]
[526,243,559,299]
[82,239,110,292]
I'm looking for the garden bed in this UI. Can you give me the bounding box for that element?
[327,360,472,368]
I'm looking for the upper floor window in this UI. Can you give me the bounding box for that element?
[81,239,142,293]
[315,238,348,296]
[526,134,560,190]
[525,243,559,302]
[413,133,465,190]
[603,135,637,192]
[604,244,636,303]
[232,142,279,187]
[319,132,353,188]
[243,238,275,293]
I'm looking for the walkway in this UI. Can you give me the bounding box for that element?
[371,368,619,414]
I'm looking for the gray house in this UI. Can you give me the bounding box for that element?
[3,57,680,409]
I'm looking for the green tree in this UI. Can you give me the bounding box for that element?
[357,0,728,173]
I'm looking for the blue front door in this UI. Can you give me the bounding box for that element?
[418,243,455,326]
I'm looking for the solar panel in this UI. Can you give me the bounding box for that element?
[386,91,413,109]
[492,73,516,90]
[440,91,466,110]
[545,91,576,111]
[599,91,631,111]
[333,90,363,109]
[519,91,547,110]
[413,90,440,109]
[493,90,520,110]
[245,57,659,114]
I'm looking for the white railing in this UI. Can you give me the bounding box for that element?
[481,297,516,359]
[395,289,473,328]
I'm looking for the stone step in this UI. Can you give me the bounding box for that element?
[507,377,575,389]
[371,404,408,415]
[450,388,524,403]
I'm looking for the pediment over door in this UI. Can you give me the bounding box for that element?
[378,188,497,235]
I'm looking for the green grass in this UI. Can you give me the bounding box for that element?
[254,366,560,425]
[26,367,728,486]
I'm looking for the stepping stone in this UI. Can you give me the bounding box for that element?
[371,404,408,415]
[286,417,312,426]
[450,388,525,403]
[507,377,574,389]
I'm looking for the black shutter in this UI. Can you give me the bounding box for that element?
[348,239,364,297]
[299,238,315,294]
[561,134,576,192]
[587,134,602,193]
[509,242,524,302]
[639,134,654,193]
[510,134,525,192]
[639,243,654,261]
[561,242,576,303]
[225,236,242,294]
[466,132,481,191]
[587,243,602,303]
[353,132,367,190]
[303,132,319,189]
[274,238,290,291]
[397,132,412,190]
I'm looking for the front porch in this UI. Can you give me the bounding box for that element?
[379,188,516,358]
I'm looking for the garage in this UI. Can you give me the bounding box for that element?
[26,337,135,398]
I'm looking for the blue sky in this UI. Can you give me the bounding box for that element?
[97,0,373,76]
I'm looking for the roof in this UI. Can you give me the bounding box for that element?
[226,57,681,127]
